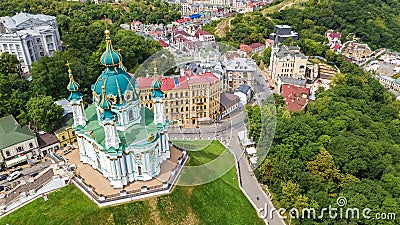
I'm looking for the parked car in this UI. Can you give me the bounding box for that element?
[30,172,39,177]
[10,166,23,173]
[7,171,21,182]
[0,173,8,181]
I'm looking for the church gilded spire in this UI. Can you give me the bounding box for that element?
[100,30,122,68]
[66,62,82,101]
[65,61,87,128]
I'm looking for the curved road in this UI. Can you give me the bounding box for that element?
[169,100,285,224]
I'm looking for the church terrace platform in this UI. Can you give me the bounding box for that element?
[64,144,184,196]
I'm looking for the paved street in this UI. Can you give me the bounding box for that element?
[0,160,52,189]
[168,72,285,224]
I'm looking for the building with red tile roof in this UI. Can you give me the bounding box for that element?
[281,84,310,112]
[137,71,221,126]
[158,40,169,47]
[240,43,265,56]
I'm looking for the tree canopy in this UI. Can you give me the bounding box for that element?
[251,64,400,224]
[0,0,174,131]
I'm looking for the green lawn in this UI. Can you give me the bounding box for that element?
[0,141,262,225]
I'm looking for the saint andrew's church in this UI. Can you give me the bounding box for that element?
[67,29,170,189]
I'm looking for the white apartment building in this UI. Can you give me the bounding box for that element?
[270,45,310,83]
[0,13,62,73]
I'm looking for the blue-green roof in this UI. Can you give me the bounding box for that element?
[79,105,159,153]
[100,31,122,67]
[100,109,116,121]
[67,75,79,92]
[92,67,139,106]
[67,74,83,101]
[152,89,164,99]
[68,92,83,101]
[152,79,162,89]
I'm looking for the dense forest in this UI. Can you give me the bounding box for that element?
[0,0,181,131]
[247,59,400,224]
[205,0,400,51]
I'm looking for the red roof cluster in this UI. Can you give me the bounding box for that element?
[131,20,142,25]
[240,44,253,53]
[158,40,169,47]
[240,43,265,53]
[265,39,274,47]
[249,42,265,49]
[194,30,211,38]
[173,29,189,37]
[328,32,340,39]
[281,84,310,112]
[332,44,342,50]
[137,71,219,91]
[176,17,191,24]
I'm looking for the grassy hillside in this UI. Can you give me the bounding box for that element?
[0,141,263,225]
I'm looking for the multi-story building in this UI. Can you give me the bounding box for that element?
[0,115,39,168]
[0,13,62,73]
[223,57,257,92]
[138,71,221,126]
[240,42,265,56]
[325,30,341,51]
[220,92,239,118]
[340,41,373,64]
[269,45,317,85]
[269,25,298,44]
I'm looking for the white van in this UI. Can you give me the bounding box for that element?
[7,171,21,182]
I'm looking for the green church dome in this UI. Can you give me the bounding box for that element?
[66,64,83,101]
[100,30,122,67]
[92,67,138,105]
[92,31,138,106]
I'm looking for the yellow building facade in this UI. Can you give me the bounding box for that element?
[54,114,77,147]
[138,72,220,126]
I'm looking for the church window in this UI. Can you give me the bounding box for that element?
[129,110,134,121]
[138,166,142,175]
[115,115,119,123]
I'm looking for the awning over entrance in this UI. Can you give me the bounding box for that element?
[6,155,28,168]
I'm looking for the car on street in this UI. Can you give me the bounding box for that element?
[30,172,39,177]
[0,173,8,181]
[7,171,21,181]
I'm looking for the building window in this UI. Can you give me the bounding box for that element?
[129,110,134,120]
[62,135,66,140]
[16,146,24,153]
[138,166,142,175]
[5,151,10,157]
[29,143,34,149]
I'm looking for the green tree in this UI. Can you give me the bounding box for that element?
[306,147,341,182]
[0,52,20,75]
[22,95,63,132]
